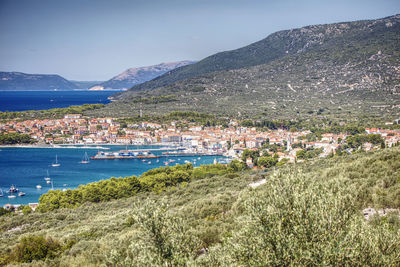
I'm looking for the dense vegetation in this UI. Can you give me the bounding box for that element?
[0,104,104,121]
[1,147,399,265]
[116,111,229,128]
[37,163,239,212]
[0,133,36,145]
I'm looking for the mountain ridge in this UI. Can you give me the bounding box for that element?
[0,72,78,91]
[93,14,400,122]
[94,60,195,90]
[116,13,400,98]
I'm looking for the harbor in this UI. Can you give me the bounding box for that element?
[0,144,230,206]
[90,148,224,160]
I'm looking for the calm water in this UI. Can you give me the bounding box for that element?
[0,90,121,111]
[0,145,227,206]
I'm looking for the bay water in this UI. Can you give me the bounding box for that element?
[0,90,120,112]
[0,145,226,206]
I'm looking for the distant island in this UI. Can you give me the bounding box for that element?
[0,72,77,91]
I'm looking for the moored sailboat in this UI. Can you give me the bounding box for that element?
[44,170,51,181]
[52,155,60,167]
[79,152,90,164]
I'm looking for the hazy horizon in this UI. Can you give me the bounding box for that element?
[0,0,399,81]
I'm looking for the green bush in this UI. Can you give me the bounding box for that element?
[0,207,11,217]
[5,236,63,263]
[0,133,36,145]
[21,206,32,215]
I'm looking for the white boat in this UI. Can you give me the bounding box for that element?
[44,170,51,181]
[148,161,151,164]
[36,185,42,189]
[8,195,16,199]
[198,157,201,160]
[9,185,19,193]
[46,180,51,184]
[79,152,90,164]
[18,192,26,197]
[52,155,60,167]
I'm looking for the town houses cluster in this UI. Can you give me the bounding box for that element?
[1,114,400,161]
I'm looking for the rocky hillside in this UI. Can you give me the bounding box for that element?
[96,14,400,122]
[116,14,400,97]
[0,72,77,91]
[94,61,195,90]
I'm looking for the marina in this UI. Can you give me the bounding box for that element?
[90,148,223,160]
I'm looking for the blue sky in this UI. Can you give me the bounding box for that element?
[0,0,399,80]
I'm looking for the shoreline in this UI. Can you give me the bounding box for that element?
[0,143,177,149]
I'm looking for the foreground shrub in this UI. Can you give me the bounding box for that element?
[106,201,201,266]
[3,235,63,264]
[198,169,400,266]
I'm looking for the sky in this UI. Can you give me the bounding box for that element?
[0,0,399,81]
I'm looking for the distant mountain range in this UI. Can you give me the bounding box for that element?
[96,14,400,122]
[0,61,195,91]
[91,61,196,90]
[0,72,77,91]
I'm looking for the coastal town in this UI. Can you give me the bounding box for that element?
[1,114,400,163]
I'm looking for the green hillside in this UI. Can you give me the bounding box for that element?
[93,14,400,122]
[1,147,399,266]
[117,14,399,96]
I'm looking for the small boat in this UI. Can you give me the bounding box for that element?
[79,152,90,164]
[184,160,190,164]
[52,155,60,167]
[8,195,16,199]
[44,170,51,181]
[9,185,19,193]
[148,161,151,164]
[36,185,42,189]
[156,160,159,163]
[142,159,147,162]
[198,157,201,160]
[63,184,67,187]
[46,180,51,184]
[18,192,26,197]
[169,159,175,162]
[164,161,169,165]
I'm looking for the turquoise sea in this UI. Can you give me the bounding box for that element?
[0,145,227,206]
